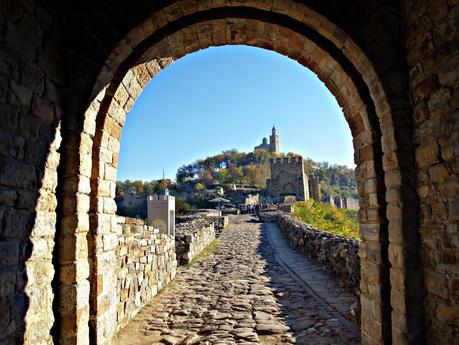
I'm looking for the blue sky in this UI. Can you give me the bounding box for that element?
[117,45,354,182]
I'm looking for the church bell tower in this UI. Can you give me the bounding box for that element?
[269,126,280,154]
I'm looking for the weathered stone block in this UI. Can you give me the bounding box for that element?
[416,141,440,168]
[0,157,37,190]
[0,240,19,268]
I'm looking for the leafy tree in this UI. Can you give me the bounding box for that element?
[216,169,231,184]
[116,181,126,200]
[144,181,156,195]
[244,164,264,187]
[131,180,144,194]
[253,148,270,162]
[175,196,194,216]
[195,182,205,191]
[156,179,169,192]
[228,163,244,183]
[199,168,213,182]
[176,164,197,183]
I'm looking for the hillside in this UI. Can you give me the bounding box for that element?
[293,200,360,239]
[115,149,358,218]
[175,149,358,201]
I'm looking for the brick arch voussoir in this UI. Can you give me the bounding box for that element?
[93,13,385,338]
[74,4,396,345]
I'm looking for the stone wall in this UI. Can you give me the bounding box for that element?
[175,215,226,265]
[405,1,459,342]
[344,198,359,210]
[115,216,177,331]
[308,175,321,201]
[259,211,360,296]
[266,156,308,199]
[0,2,66,343]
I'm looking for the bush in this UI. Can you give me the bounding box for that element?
[293,200,360,239]
[175,197,194,216]
[117,204,147,220]
[195,182,205,191]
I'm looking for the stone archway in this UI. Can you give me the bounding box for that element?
[58,4,402,345]
[282,183,296,196]
[5,1,458,345]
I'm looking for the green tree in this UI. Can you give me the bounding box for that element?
[216,169,231,184]
[116,181,125,200]
[131,180,144,194]
[176,164,196,183]
[195,182,205,191]
[157,179,168,193]
[175,197,193,215]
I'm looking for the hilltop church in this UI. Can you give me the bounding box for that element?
[254,127,326,203]
[254,126,280,154]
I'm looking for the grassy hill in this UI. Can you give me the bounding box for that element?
[293,200,360,239]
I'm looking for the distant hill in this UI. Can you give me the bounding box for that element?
[115,149,358,218]
[175,149,358,201]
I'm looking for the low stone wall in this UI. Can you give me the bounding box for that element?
[259,211,360,296]
[183,208,221,217]
[115,216,177,330]
[176,213,229,236]
[175,214,228,265]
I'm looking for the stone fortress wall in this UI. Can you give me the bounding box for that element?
[115,216,177,332]
[175,213,228,265]
[259,211,360,296]
[308,175,321,201]
[267,156,309,200]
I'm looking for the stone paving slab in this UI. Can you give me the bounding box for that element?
[117,215,360,344]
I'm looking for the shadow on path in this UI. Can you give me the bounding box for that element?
[116,214,360,345]
[255,216,360,344]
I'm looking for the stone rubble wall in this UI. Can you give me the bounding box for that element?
[181,208,221,218]
[115,216,177,331]
[176,213,229,234]
[259,211,360,296]
[175,214,228,265]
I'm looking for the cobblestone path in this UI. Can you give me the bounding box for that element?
[117,215,360,345]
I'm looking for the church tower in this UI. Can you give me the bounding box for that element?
[269,126,280,154]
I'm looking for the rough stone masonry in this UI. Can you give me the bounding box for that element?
[115,216,177,331]
[259,211,360,296]
[175,214,228,265]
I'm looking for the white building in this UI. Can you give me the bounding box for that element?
[147,192,175,236]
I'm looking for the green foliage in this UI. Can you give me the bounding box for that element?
[157,179,169,192]
[175,196,194,216]
[186,238,219,267]
[303,160,357,201]
[195,182,205,191]
[293,200,360,239]
[117,204,147,220]
[116,179,175,201]
[176,150,356,198]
